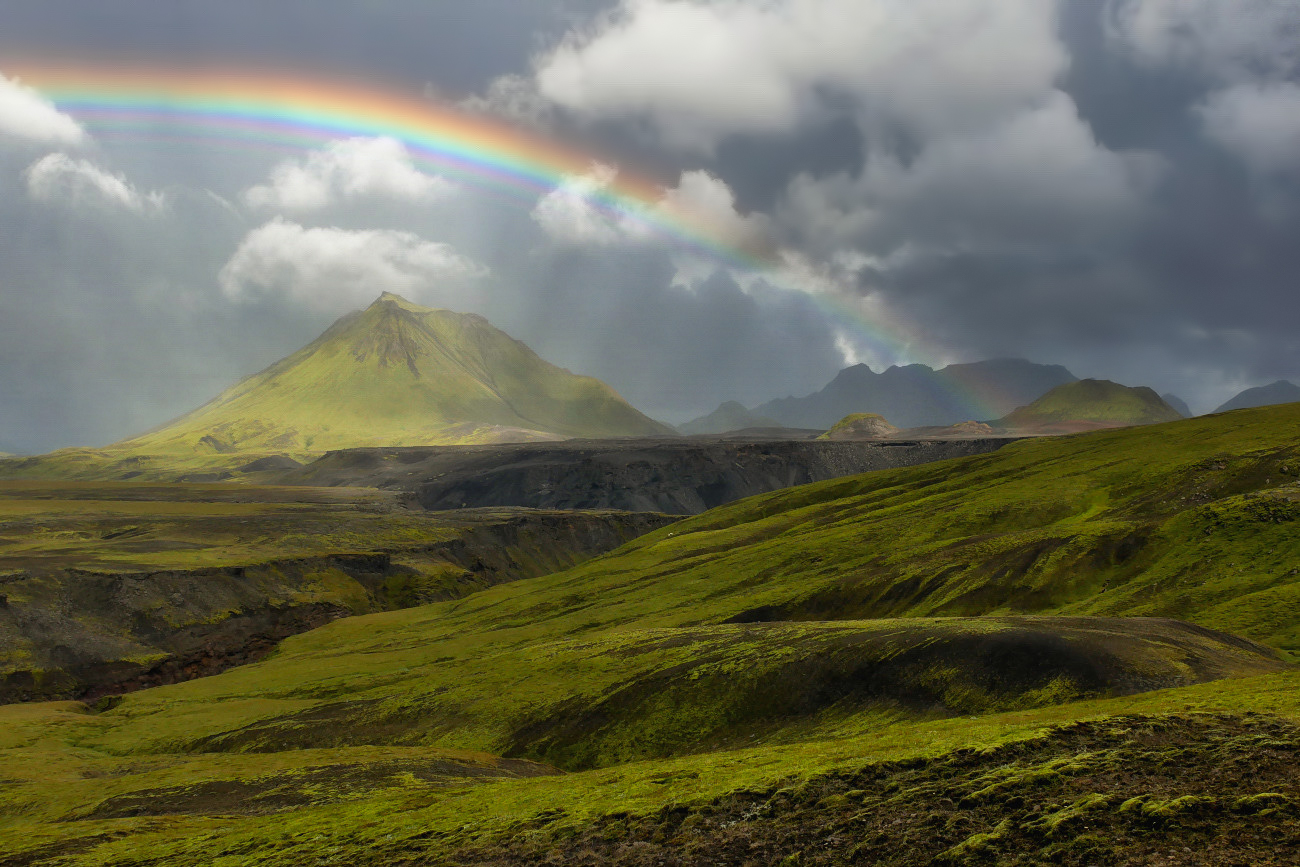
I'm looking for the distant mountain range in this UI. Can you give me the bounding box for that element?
[1214,380,1300,414]
[678,401,779,436]
[113,292,674,459]
[684,358,1078,432]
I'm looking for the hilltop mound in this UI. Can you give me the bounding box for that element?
[999,378,1183,433]
[112,293,673,458]
[678,401,779,435]
[818,412,899,440]
[1214,380,1300,413]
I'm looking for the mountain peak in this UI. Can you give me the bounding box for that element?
[370,291,430,313]
[112,299,675,456]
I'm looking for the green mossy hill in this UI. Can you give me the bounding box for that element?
[818,413,899,440]
[114,292,674,458]
[441,401,1300,654]
[1000,378,1183,430]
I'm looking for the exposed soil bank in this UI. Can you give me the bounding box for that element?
[280,437,1019,514]
[0,509,675,703]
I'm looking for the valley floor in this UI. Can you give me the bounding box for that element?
[2,405,1300,864]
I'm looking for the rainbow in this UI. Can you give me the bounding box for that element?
[11,63,768,263]
[9,62,959,395]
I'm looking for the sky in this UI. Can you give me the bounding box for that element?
[0,0,1298,452]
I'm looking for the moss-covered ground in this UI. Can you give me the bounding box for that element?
[1,404,1298,863]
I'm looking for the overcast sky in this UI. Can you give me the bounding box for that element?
[1,0,1298,452]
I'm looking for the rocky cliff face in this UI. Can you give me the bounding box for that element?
[281,437,1020,515]
[0,509,674,703]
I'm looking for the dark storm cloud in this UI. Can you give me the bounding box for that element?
[846,0,1300,412]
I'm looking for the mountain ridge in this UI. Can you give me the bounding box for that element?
[752,357,1077,429]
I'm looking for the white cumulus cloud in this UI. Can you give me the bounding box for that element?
[531,164,632,246]
[530,0,1067,153]
[25,153,164,212]
[243,137,452,211]
[0,73,86,145]
[219,219,485,310]
[532,164,771,254]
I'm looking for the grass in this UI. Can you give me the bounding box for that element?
[1,671,1299,864]
[0,404,1299,863]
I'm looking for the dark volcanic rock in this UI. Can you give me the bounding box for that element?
[279,437,1020,514]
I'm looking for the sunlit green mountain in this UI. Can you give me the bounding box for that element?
[116,292,674,457]
[999,378,1183,433]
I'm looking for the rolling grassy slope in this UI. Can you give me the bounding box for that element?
[525,401,1300,653]
[1,670,1298,865]
[2,404,1295,756]
[0,404,1298,863]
